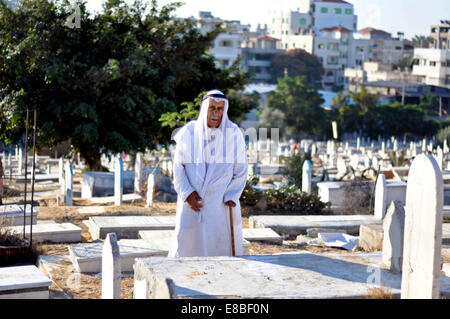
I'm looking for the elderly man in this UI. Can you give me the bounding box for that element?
[168,90,248,257]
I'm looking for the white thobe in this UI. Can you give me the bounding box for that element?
[168,122,248,257]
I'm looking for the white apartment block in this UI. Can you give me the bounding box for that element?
[344,61,422,92]
[197,12,248,69]
[268,1,413,89]
[413,48,450,89]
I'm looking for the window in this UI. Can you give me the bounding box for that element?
[286,30,289,35]
[430,61,437,67]
[320,7,328,13]
[318,43,325,49]
[219,40,233,47]
[300,18,306,25]
[345,8,352,14]
[286,18,289,24]
[327,43,339,51]
[293,43,296,48]
[327,56,338,65]
[272,18,275,24]
[334,8,342,14]
[272,30,275,35]
[395,46,402,50]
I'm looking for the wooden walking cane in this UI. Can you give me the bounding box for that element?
[229,205,235,256]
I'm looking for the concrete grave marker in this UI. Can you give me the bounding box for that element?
[302,160,312,194]
[374,174,386,220]
[102,233,121,299]
[114,157,123,206]
[401,154,443,299]
[437,147,443,171]
[134,152,143,194]
[65,162,73,206]
[0,266,52,299]
[382,201,405,273]
[59,158,65,195]
[146,172,156,208]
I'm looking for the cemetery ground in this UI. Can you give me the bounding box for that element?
[1,172,397,300]
[2,152,450,299]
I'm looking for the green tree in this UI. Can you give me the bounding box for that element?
[351,87,379,131]
[257,107,286,132]
[267,76,325,137]
[0,0,251,170]
[270,49,324,85]
[419,93,440,116]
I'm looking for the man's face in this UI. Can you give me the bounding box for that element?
[207,99,225,128]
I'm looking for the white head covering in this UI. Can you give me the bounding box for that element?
[173,89,235,199]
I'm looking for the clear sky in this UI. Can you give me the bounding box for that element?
[86,0,450,39]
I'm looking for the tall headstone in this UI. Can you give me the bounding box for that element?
[374,173,386,220]
[146,172,156,208]
[114,157,123,206]
[302,160,312,194]
[401,154,443,299]
[372,156,379,170]
[437,147,443,171]
[65,162,73,206]
[382,201,405,273]
[59,158,65,195]
[422,138,427,152]
[381,141,385,154]
[102,233,121,299]
[393,139,398,152]
[18,147,23,174]
[134,152,143,194]
[58,158,64,185]
[311,144,317,157]
[444,139,449,154]
[356,137,360,150]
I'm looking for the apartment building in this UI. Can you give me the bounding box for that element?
[197,11,249,69]
[355,27,413,65]
[412,48,450,89]
[241,36,284,83]
[430,20,450,50]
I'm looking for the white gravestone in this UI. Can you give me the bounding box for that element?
[102,233,121,299]
[374,173,386,220]
[114,157,123,206]
[134,152,143,194]
[372,156,379,170]
[18,147,23,174]
[437,147,443,171]
[146,173,156,208]
[65,162,73,206]
[382,201,405,273]
[59,158,64,192]
[401,154,443,299]
[302,160,312,194]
